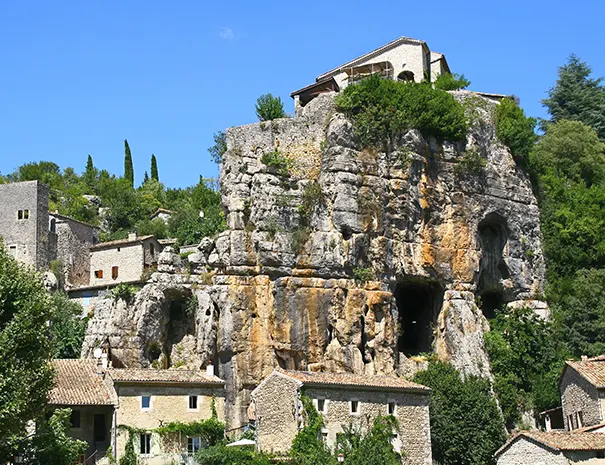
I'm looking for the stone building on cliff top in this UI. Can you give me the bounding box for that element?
[82,37,549,432]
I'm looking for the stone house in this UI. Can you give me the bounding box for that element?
[251,369,432,465]
[0,181,99,286]
[495,431,605,464]
[560,357,605,431]
[291,36,450,114]
[109,368,225,464]
[48,359,117,463]
[89,234,162,287]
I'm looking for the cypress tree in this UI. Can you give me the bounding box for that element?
[143,171,149,183]
[84,154,96,188]
[124,139,134,187]
[150,154,159,181]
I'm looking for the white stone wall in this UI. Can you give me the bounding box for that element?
[90,244,145,286]
[496,437,568,465]
[561,367,602,429]
[114,384,225,464]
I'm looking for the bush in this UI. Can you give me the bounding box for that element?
[454,147,487,176]
[260,150,291,177]
[434,73,471,91]
[196,444,272,465]
[336,416,402,465]
[413,361,506,465]
[208,130,227,165]
[255,93,287,121]
[109,284,139,303]
[495,98,537,168]
[290,396,336,465]
[353,267,375,282]
[335,75,467,149]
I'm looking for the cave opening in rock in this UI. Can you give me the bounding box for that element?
[477,213,509,318]
[395,279,444,356]
[153,288,195,368]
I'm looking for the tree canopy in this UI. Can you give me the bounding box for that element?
[255,93,287,121]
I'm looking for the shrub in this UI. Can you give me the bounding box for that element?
[335,75,467,149]
[298,181,325,227]
[353,267,375,282]
[260,150,291,177]
[208,130,227,165]
[255,93,287,121]
[453,147,487,176]
[109,284,139,303]
[434,73,471,91]
[495,98,537,168]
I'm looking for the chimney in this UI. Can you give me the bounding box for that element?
[128,232,137,241]
[101,353,108,369]
[206,364,215,377]
[581,355,588,361]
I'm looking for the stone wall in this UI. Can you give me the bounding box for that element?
[0,180,49,270]
[496,437,568,465]
[561,367,603,429]
[90,244,145,286]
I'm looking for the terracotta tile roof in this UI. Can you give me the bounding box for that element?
[49,359,116,406]
[280,369,430,393]
[565,359,605,388]
[90,235,154,250]
[496,431,605,456]
[109,369,225,386]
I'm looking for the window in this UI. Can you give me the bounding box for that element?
[8,246,17,257]
[387,401,397,416]
[568,414,575,430]
[17,210,29,220]
[188,395,198,410]
[117,247,121,252]
[94,270,103,279]
[49,218,56,233]
[94,414,106,442]
[315,398,326,414]
[577,411,584,428]
[141,395,151,410]
[187,437,201,453]
[320,430,328,443]
[350,400,359,415]
[70,410,81,428]
[112,266,119,280]
[140,433,151,454]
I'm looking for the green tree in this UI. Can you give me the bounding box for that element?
[337,416,402,465]
[542,55,605,139]
[413,361,506,465]
[150,154,159,181]
[255,93,287,121]
[123,139,134,187]
[84,154,97,190]
[0,243,56,460]
[290,396,336,465]
[196,445,272,465]
[208,131,227,165]
[434,73,471,91]
[49,293,87,359]
[495,98,537,169]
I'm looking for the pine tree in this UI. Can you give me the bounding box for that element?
[124,139,134,187]
[542,55,605,139]
[150,154,159,181]
[143,171,149,183]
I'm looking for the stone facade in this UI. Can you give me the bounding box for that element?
[496,436,569,465]
[89,235,161,286]
[251,370,432,465]
[112,380,225,464]
[0,180,49,270]
[561,364,605,430]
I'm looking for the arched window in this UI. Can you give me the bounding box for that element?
[49,218,56,233]
[397,71,415,82]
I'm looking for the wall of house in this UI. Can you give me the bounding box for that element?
[430,58,448,81]
[332,42,427,90]
[496,438,568,465]
[141,239,161,266]
[303,386,432,465]
[0,181,49,270]
[252,373,301,454]
[51,214,98,287]
[561,368,602,429]
[114,384,225,464]
[90,244,145,286]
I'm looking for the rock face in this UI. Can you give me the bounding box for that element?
[82,91,547,429]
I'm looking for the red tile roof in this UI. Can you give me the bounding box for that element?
[497,431,605,456]
[49,359,116,406]
[565,359,605,388]
[279,369,430,393]
[109,369,224,386]
[90,235,155,250]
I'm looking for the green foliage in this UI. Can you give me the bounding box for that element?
[50,292,87,359]
[150,154,159,181]
[542,54,605,139]
[336,416,402,465]
[255,93,287,121]
[454,147,487,176]
[413,361,506,465]
[119,434,137,465]
[291,226,310,256]
[26,408,87,465]
[209,131,227,165]
[434,73,471,91]
[0,243,56,460]
[484,306,568,428]
[260,150,291,177]
[110,284,139,303]
[334,75,467,149]
[196,444,272,465]
[298,181,325,226]
[123,139,134,187]
[495,98,537,168]
[353,267,375,282]
[156,417,225,445]
[290,396,335,465]
[531,120,605,187]
[84,155,97,189]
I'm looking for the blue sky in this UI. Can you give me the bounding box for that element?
[1,0,604,188]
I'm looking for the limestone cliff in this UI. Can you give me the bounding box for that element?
[82,92,547,428]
